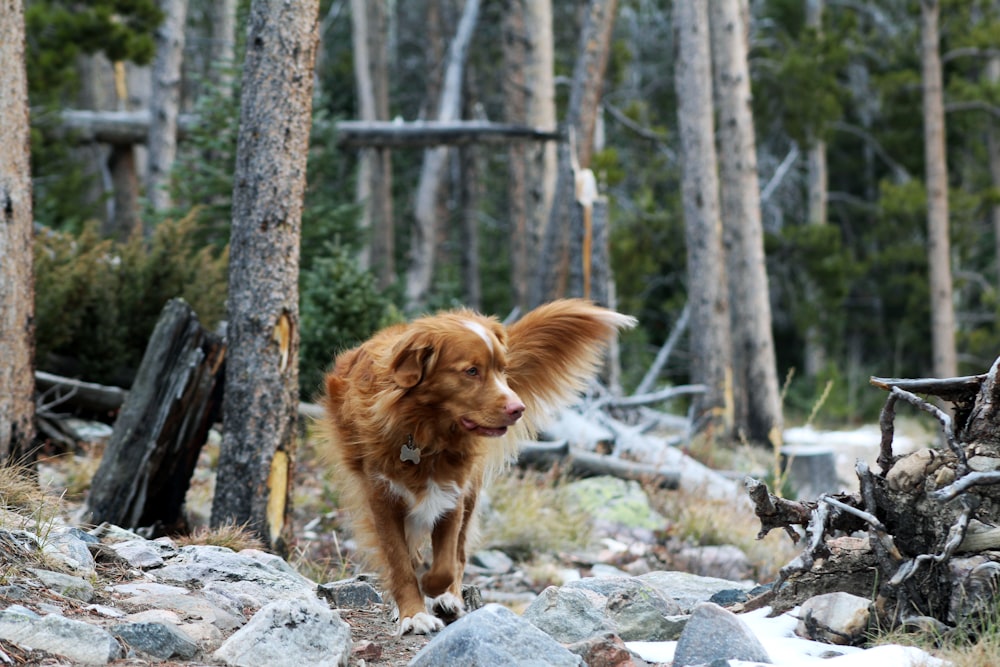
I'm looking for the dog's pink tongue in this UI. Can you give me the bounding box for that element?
[461,418,507,437]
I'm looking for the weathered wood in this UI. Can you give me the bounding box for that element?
[35,371,128,417]
[756,355,1000,630]
[516,440,679,489]
[58,110,197,145]
[336,120,561,149]
[84,299,225,532]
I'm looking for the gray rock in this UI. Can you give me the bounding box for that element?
[566,576,683,641]
[317,578,383,608]
[796,592,872,645]
[153,545,315,605]
[409,603,584,667]
[638,570,755,612]
[213,596,351,667]
[29,568,94,602]
[522,585,613,643]
[109,538,174,568]
[672,544,752,581]
[0,609,123,664]
[566,476,666,531]
[470,549,514,574]
[42,530,97,576]
[114,621,199,659]
[672,602,772,667]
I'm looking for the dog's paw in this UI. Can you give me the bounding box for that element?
[399,611,444,636]
[431,591,466,623]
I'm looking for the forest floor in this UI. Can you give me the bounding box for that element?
[33,418,926,666]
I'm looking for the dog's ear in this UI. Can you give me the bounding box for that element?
[390,331,436,388]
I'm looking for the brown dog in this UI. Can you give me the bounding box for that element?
[318,299,636,634]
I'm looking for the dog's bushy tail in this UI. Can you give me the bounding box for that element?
[505,299,636,440]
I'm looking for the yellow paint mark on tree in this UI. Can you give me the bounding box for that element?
[273,313,292,372]
[266,450,288,546]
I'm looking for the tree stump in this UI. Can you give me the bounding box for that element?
[84,299,225,533]
[747,356,1000,631]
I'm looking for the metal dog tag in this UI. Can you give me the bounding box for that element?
[400,439,421,464]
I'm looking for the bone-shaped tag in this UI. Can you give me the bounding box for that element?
[400,441,421,464]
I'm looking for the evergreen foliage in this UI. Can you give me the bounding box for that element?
[34,214,228,387]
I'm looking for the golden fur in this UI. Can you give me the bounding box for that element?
[317,299,636,634]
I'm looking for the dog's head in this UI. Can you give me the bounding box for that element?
[388,312,525,437]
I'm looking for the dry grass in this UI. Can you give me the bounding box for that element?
[648,483,800,582]
[174,521,265,551]
[480,470,594,559]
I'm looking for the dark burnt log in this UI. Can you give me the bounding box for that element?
[84,299,225,533]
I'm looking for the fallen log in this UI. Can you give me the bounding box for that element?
[749,355,1000,629]
[516,440,679,489]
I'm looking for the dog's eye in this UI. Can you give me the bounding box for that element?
[465,367,479,377]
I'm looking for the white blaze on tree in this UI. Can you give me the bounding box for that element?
[0,0,37,467]
[920,0,958,379]
[673,0,734,437]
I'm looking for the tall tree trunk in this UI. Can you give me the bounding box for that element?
[147,0,189,214]
[920,0,958,379]
[987,55,1000,295]
[529,0,617,309]
[711,0,783,447]
[505,0,557,313]
[211,0,319,554]
[674,0,733,438]
[803,0,828,377]
[503,0,529,311]
[210,0,237,92]
[352,0,395,289]
[0,0,36,469]
[405,0,480,312]
[460,144,482,309]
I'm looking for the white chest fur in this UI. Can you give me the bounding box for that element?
[379,476,464,539]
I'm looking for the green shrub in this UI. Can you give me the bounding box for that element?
[299,244,401,400]
[34,212,228,386]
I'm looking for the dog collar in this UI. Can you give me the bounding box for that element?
[400,435,421,464]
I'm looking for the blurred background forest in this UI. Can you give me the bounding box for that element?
[23,0,1000,429]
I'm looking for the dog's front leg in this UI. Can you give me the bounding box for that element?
[423,488,478,621]
[367,489,443,635]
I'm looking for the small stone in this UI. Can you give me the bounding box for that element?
[351,639,382,661]
[522,585,613,643]
[470,549,514,574]
[672,602,772,667]
[29,568,94,602]
[410,604,583,667]
[796,591,872,645]
[566,632,638,667]
[317,578,383,608]
[113,621,199,660]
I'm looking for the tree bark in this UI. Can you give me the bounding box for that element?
[210,0,238,91]
[505,0,558,313]
[351,0,395,289]
[803,0,828,377]
[921,0,958,379]
[673,0,733,437]
[84,299,225,532]
[0,0,36,470]
[987,54,1000,296]
[211,0,319,554]
[530,0,617,309]
[405,0,481,312]
[503,0,529,311]
[711,0,783,447]
[147,0,189,214]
